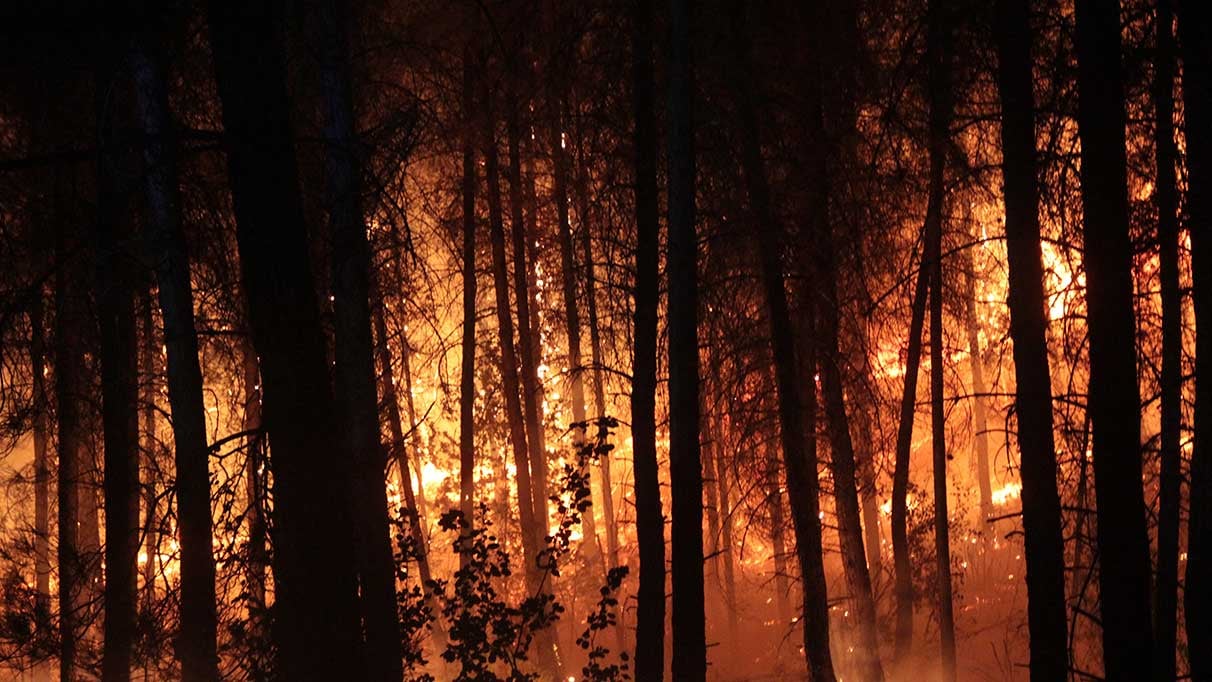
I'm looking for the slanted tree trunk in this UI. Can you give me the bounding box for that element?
[205,3,365,676]
[707,411,738,638]
[992,2,1070,679]
[1180,0,1212,675]
[817,235,885,682]
[922,2,957,678]
[1073,1,1156,677]
[315,2,403,676]
[630,0,666,675]
[96,63,140,682]
[372,295,439,618]
[1152,0,1182,676]
[132,43,219,681]
[729,4,835,677]
[483,90,543,580]
[804,5,883,674]
[458,44,478,545]
[891,239,929,663]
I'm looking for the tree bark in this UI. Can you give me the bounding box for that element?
[55,214,86,682]
[729,4,835,677]
[132,43,219,681]
[962,249,994,522]
[1073,1,1155,677]
[505,84,551,540]
[483,89,544,579]
[805,4,884,674]
[458,44,478,547]
[923,2,956,677]
[630,0,666,676]
[205,2,366,676]
[1151,0,1182,677]
[992,1,1070,679]
[29,287,52,682]
[1179,0,1212,676]
[667,0,706,676]
[96,63,140,682]
[316,0,403,676]
[891,240,929,663]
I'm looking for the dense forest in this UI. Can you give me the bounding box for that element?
[0,0,1207,679]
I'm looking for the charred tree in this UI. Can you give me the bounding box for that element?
[131,41,220,681]
[630,0,666,676]
[458,44,478,543]
[28,287,52,669]
[483,90,543,579]
[992,1,1070,679]
[891,197,930,666]
[806,2,884,675]
[205,2,366,676]
[96,61,139,682]
[730,4,836,678]
[667,0,706,676]
[1152,0,1182,676]
[1180,0,1212,675]
[923,1,956,677]
[316,0,403,676]
[1073,0,1155,677]
[505,78,553,539]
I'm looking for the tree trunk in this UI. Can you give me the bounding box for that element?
[138,294,157,619]
[630,0,666,675]
[805,5,883,674]
[483,90,544,579]
[240,346,268,649]
[1152,0,1182,677]
[992,1,1070,679]
[132,44,219,681]
[891,240,928,663]
[923,2,957,677]
[1180,0,1212,676]
[506,83,552,542]
[574,116,605,555]
[667,0,706,676]
[765,449,791,627]
[29,287,52,682]
[316,3,403,676]
[55,216,86,682]
[96,63,140,682]
[458,44,478,546]
[729,4,835,677]
[372,295,440,621]
[962,247,994,522]
[818,251,885,682]
[1074,1,1156,677]
[205,3,366,676]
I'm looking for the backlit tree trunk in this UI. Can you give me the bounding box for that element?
[96,62,139,682]
[132,43,220,681]
[630,0,666,675]
[1180,0,1212,675]
[924,2,956,677]
[458,45,478,545]
[1074,0,1155,677]
[1152,0,1182,676]
[205,3,366,676]
[316,0,403,675]
[667,0,707,676]
[730,4,835,677]
[992,1,1070,678]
